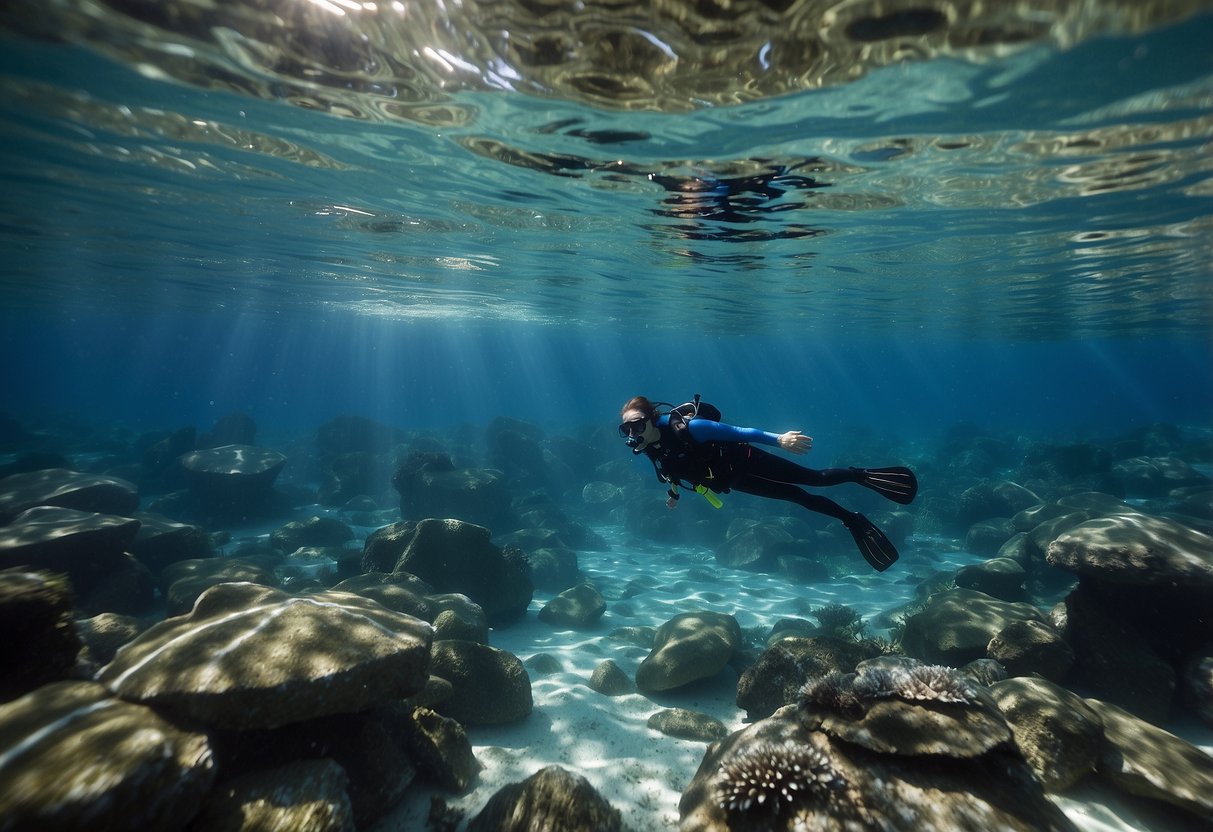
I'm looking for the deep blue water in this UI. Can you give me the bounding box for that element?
[1,2,1211,446]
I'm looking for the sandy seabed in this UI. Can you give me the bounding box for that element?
[356,525,1212,832]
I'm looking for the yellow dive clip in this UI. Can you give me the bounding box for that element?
[695,484,724,508]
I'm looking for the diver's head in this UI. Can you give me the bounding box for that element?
[619,396,661,451]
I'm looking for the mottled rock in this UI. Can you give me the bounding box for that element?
[271,515,355,551]
[179,444,287,522]
[0,506,140,598]
[1182,651,1213,727]
[399,706,480,792]
[636,611,741,693]
[1087,697,1213,822]
[736,636,883,721]
[468,765,623,832]
[363,519,533,625]
[1112,455,1211,497]
[429,640,532,725]
[75,611,144,666]
[589,659,634,696]
[680,667,1076,832]
[901,588,1051,666]
[99,582,433,729]
[986,619,1074,681]
[130,511,212,574]
[0,569,82,701]
[715,522,793,572]
[1046,513,1213,588]
[955,557,1027,601]
[0,468,138,523]
[538,582,606,628]
[0,681,214,830]
[647,708,728,742]
[188,759,355,832]
[329,571,435,619]
[1059,586,1175,724]
[990,677,1104,792]
[162,557,278,616]
[393,460,513,532]
[429,593,490,643]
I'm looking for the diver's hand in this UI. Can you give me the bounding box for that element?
[779,431,813,454]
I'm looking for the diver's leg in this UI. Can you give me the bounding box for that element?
[738,446,858,488]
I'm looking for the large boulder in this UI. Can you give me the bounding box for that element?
[129,511,212,575]
[636,611,741,693]
[736,636,883,721]
[1087,697,1213,822]
[98,582,433,730]
[161,557,278,616]
[179,444,287,523]
[468,765,624,832]
[680,663,1076,832]
[0,506,141,599]
[393,453,513,531]
[900,588,1050,666]
[0,569,82,701]
[989,676,1104,792]
[189,759,355,832]
[429,640,532,725]
[0,468,139,523]
[0,681,215,829]
[537,582,606,628]
[363,519,533,625]
[1046,513,1213,588]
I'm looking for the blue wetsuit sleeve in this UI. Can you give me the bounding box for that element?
[687,420,781,447]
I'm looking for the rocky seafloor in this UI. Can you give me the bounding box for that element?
[1,410,1212,831]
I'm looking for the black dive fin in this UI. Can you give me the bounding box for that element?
[853,466,918,505]
[845,513,899,572]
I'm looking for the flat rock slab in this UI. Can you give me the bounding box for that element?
[180,444,287,477]
[0,681,214,830]
[0,468,138,523]
[0,506,141,593]
[99,582,433,730]
[1047,513,1213,588]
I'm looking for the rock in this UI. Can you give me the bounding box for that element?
[715,522,793,572]
[330,571,435,618]
[429,640,532,725]
[680,664,1076,832]
[0,468,139,523]
[1182,651,1213,727]
[736,636,883,721]
[428,593,490,643]
[900,588,1050,666]
[538,582,606,628]
[1058,585,1176,724]
[179,444,287,523]
[957,480,1041,528]
[0,681,214,829]
[0,506,141,599]
[468,765,624,832]
[989,676,1104,792]
[526,545,581,593]
[527,653,564,675]
[271,515,355,551]
[1086,697,1213,822]
[130,511,212,575]
[188,759,355,832]
[1112,455,1212,497]
[162,557,278,616]
[198,412,258,449]
[365,519,533,626]
[647,708,728,742]
[955,557,1027,601]
[636,611,741,693]
[0,569,82,701]
[965,519,1017,557]
[589,659,634,696]
[986,619,1074,681]
[75,612,144,666]
[98,582,433,730]
[1046,513,1213,589]
[398,706,480,792]
[393,457,513,532]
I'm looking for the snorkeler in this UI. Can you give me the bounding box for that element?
[618,395,917,572]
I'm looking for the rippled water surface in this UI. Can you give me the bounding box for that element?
[1,0,1211,338]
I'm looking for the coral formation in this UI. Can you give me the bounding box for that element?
[714,741,843,815]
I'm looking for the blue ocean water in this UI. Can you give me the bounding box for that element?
[1,4,1211,448]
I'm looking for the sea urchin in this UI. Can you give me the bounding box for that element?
[715,740,844,815]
